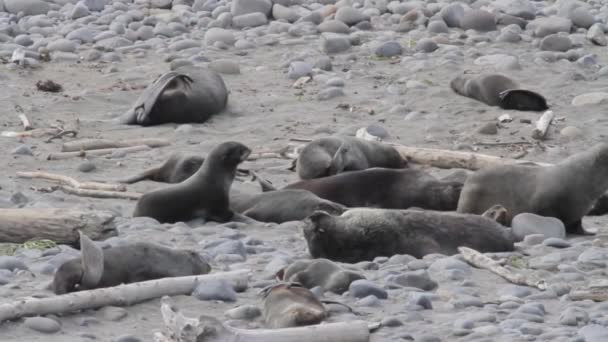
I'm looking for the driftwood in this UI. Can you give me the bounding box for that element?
[247,145,302,161]
[18,114,32,131]
[17,171,126,192]
[531,110,554,140]
[1,127,63,138]
[459,247,547,290]
[0,208,117,244]
[569,281,608,302]
[61,138,171,152]
[0,270,249,322]
[47,145,151,160]
[57,186,142,200]
[154,296,373,342]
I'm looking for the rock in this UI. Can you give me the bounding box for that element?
[12,145,33,156]
[318,20,350,34]
[0,256,27,271]
[428,257,472,281]
[208,240,246,257]
[477,122,498,135]
[225,305,261,320]
[375,41,402,58]
[542,237,571,248]
[389,270,437,291]
[493,0,535,20]
[357,294,380,307]
[70,2,90,19]
[579,324,608,341]
[209,59,240,74]
[272,4,299,23]
[560,126,583,139]
[231,0,271,17]
[115,335,143,342]
[532,17,572,38]
[511,213,566,240]
[441,3,465,28]
[204,28,235,46]
[82,0,106,11]
[416,38,438,53]
[192,279,237,302]
[427,20,449,34]
[47,39,77,53]
[23,317,61,334]
[409,292,433,309]
[571,92,608,106]
[78,161,96,173]
[459,10,496,31]
[560,307,589,326]
[349,279,387,299]
[233,13,268,28]
[4,0,50,16]
[335,7,367,26]
[540,34,572,52]
[498,285,532,298]
[66,28,95,43]
[169,40,200,51]
[587,24,607,46]
[325,77,344,87]
[320,33,351,54]
[577,247,608,268]
[382,316,404,327]
[287,61,312,79]
[99,307,128,321]
[568,6,594,29]
[315,57,332,71]
[318,87,344,100]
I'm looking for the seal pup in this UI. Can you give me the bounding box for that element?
[457,143,608,235]
[133,141,251,223]
[261,283,328,329]
[302,208,515,263]
[450,73,548,111]
[278,258,365,294]
[296,136,407,179]
[119,66,228,126]
[263,168,463,211]
[53,232,211,294]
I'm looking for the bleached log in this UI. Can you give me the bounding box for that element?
[155,296,371,342]
[61,138,171,152]
[1,127,62,138]
[16,171,126,192]
[47,145,151,160]
[0,270,250,322]
[58,186,142,200]
[459,247,547,290]
[531,110,554,140]
[0,208,117,244]
[18,114,32,131]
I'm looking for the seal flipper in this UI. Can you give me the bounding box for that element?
[498,89,548,111]
[79,231,105,289]
[566,219,597,236]
[251,171,277,192]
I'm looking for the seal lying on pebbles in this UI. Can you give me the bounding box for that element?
[261,283,327,329]
[296,136,407,179]
[457,143,608,235]
[262,168,463,211]
[53,232,210,294]
[231,189,346,223]
[450,73,548,111]
[278,258,364,294]
[302,208,515,262]
[119,66,228,126]
[133,141,251,223]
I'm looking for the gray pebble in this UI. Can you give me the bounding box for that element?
[318,20,350,34]
[233,13,268,29]
[0,256,28,271]
[12,145,33,156]
[287,61,312,79]
[409,292,433,309]
[532,16,572,38]
[23,317,61,334]
[389,270,437,291]
[498,285,532,298]
[349,279,387,299]
[231,0,271,17]
[325,77,344,87]
[440,3,464,28]
[4,0,50,16]
[577,247,608,268]
[78,161,96,173]
[209,59,240,74]
[511,213,566,240]
[99,307,128,321]
[578,324,608,341]
[542,237,571,248]
[428,20,449,34]
[82,0,106,11]
[320,33,351,54]
[192,279,237,302]
[356,294,380,307]
[335,7,367,26]
[375,41,402,57]
[477,122,497,135]
[460,10,496,31]
[314,57,332,71]
[540,34,572,52]
[317,87,344,100]
[559,307,589,326]
[381,316,403,327]
[47,39,77,53]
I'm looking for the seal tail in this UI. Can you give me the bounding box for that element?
[114,166,163,184]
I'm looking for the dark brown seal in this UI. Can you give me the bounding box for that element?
[450,73,548,111]
[457,143,608,235]
[119,66,228,126]
[296,136,407,179]
[261,283,327,329]
[264,168,463,211]
[53,232,211,294]
[278,258,364,294]
[302,208,515,263]
[132,141,250,223]
[119,153,205,184]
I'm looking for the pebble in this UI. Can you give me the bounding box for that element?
[47,39,77,53]
[477,122,498,135]
[192,279,237,302]
[335,7,367,26]
[205,28,235,46]
[532,17,572,37]
[560,307,589,326]
[577,247,608,268]
[82,0,106,11]
[317,87,344,100]
[225,305,261,320]
[210,59,240,74]
[511,213,566,240]
[375,41,402,58]
[498,285,532,298]
[325,77,344,87]
[441,3,464,28]
[317,20,350,34]
[23,317,61,334]
[4,0,50,16]
[78,161,96,173]
[571,92,608,106]
[416,38,438,53]
[272,4,299,23]
[579,324,608,341]
[494,0,535,20]
[428,20,449,34]
[357,294,381,307]
[233,13,268,29]
[320,33,351,54]
[99,307,128,321]
[560,126,583,139]
[231,0,272,17]
[12,145,33,156]
[409,292,433,310]
[67,28,95,43]
[314,57,334,71]
[459,10,496,31]
[587,24,607,46]
[389,270,437,291]
[542,237,571,248]
[287,61,312,79]
[348,279,387,299]
[540,34,572,52]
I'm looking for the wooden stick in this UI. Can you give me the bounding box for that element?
[458,247,547,290]
[18,114,32,131]
[1,127,62,138]
[155,296,371,342]
[0,208,117,244]
[58,186,142,200]
[0,270,250,322]
[61,138,171,152]
[16,171,126,192]
[531,110,554,140]
[47,145,151,160]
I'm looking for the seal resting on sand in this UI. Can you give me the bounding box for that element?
[450,73,548,111]
[119,66,228,126]
[302,208,515,263]
[261,283,328,329]
[457,143,608,235]
[133,141,250,223]
[296,136,407,179]
[53,232,211,294]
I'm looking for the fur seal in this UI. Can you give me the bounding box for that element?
[261,283,327,329]
[302,208,515,262]
[457,143,608,235]
[53,232,210,294]
[133,141,251,223]
[296,136,407,179]
[263,168,463,211]
[119,66,228,126]
[119,153,205,184]
[278,258,365,294]
[450,73,548,111]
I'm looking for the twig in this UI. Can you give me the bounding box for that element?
[57,185,142,200]
[45,130,78,143]
[47,145,151,160]
[61,138,171,152]
[531,110,554,140]
[458,247,546,290]
[473,141,535,147]
[16,171,127,192]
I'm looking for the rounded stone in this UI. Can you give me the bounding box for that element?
[375,41,402,58]
[23,317,61,334]
[459,10,496,31]
[540,34,572,52]
[348,279,388,299]
[511,213,566,240]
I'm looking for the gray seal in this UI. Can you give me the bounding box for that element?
[119,66,228,126]
[261,283,327,329]
[133,141,251,223]
[450,73,548,111]
[457,143,608,235]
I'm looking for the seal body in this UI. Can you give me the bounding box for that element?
[119,153,205,184]
[450,73,548,111]
[262,283,327,329]
[303,208,515,262]
[296,137,407,179]
[120,66,228,126]
[282,168,462,211]
[457,143,608,234]
[280,258,364,294]
[230,189,346,223]
[133,141,251,223]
